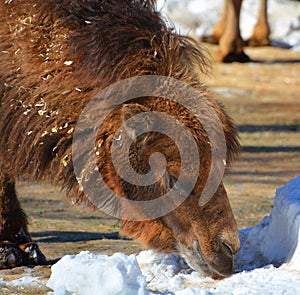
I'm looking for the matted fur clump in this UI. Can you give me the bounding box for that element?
[0,0,240,277]
[0,0,212,194]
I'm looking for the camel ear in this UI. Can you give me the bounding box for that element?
[121,103,155,140]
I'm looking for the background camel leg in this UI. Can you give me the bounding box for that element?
[216,0,250,62]
[201,0,270,62]
[201,0,228,44]
[0,168,46,268]
[247,0,271,46]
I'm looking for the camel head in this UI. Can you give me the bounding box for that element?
[90,97,240,278]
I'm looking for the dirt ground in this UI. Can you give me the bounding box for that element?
[0,45,299,294]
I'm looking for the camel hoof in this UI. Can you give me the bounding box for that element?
[220,51,251,63]
[20,242,47,265]
[0,241,29,268]
[0,241,47,268]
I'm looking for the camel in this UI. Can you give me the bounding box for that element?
[0,0,240,277]
[202,0,271,62]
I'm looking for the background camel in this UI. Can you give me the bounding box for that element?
[202,0,271,62]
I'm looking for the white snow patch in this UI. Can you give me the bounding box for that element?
[47,176,300,294]
[0,275,44,288]
[46,251,147,295]
[157,0,300,47]
[235,175,300,272]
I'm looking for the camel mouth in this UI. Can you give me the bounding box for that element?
[177,240,234,278]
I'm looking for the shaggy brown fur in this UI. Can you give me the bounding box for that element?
[0,0,240,276]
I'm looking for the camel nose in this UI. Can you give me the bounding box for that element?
[220,235,240,257]
[220,241,235,259]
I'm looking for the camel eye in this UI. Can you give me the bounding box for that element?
[169,176,176,189]
[168,176,194,198]
[217,210,224,218]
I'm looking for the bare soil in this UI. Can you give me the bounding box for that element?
[0,45,299,294]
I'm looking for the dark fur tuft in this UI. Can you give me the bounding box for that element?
[0,0,238,207]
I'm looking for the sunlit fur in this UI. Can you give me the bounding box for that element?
[0,0,240,276]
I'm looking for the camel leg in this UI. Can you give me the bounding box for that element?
[246,0,270,46]
[0,168,46,268]
[216,0,250,62]
[200,0,228,44]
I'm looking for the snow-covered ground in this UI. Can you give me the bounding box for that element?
[45,176,300,295]
[156,0,300,48]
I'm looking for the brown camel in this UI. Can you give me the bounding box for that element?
[202,0,271,62]
[0,0,240,277]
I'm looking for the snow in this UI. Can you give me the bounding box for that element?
[156,0,300,47]
[0,276,44,288]
[47,252,147,295]
[47,176,300,295]
[235,175,300,272]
